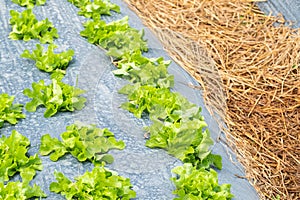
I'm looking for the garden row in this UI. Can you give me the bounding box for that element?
[0,0,234,199]
[2,0,135,199]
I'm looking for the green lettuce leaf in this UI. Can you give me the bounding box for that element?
[120,85,222,169]
[81,16,148,58]
[171,163,234,200]
[9,9,58,43]
[67,0,89,8]
[39,122,125,165]
[78,0,120,20]
[11,0,46,8]
[50,166,136,200]
[21,44,74,77]
[0,130,43,184]
[113,51,174,88]
[0,93,25,128]
[39,134,68,161]
[23,79,86,117]
[0,181,46,199]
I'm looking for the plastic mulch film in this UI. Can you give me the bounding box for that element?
[0,0,259,199]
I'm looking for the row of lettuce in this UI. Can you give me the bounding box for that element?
[2,0,135,199]
[0,0,234,199]
[73,0,234,199]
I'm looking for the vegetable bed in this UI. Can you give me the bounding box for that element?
[0,0,259,199]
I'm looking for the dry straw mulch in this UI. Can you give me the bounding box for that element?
[124,0,300,199]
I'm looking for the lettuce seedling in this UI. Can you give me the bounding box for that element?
[23,79,86,117]
[11,0,46,8]
[40,122,125,165]
[0,93,25,128]
[9,9,58,43]
[22,44,74,78]
[0,181,46,199]
[172,163,234,200]
[50,166,136,200]
[0,130,43,184]
[78,0,120,20]
[81,17,148,58]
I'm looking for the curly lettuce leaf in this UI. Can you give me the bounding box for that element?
[172,163,234,200]
[0,181,46,199]
[21,44,74,77]
[78,0,120,20]
[39,134,68,161]
[113,51,174,88]
[0,130,43,184]
[81,16,148,58]
[23,79,86,117]
[9,9,58,43]
[11,0,46,8]
[120,85,222,169]
[0,93,25,128]
[50,166,136,200]
[40,122,125,165]
[67,0,89,8]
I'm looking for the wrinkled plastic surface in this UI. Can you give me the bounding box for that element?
[0,0,259,199]
[257,0,300,28]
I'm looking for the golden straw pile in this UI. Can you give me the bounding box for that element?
[124,0,300,199]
